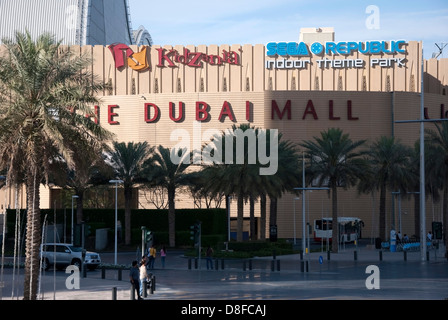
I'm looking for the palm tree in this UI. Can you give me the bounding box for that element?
[425,122,448,259]
[200,124,300,241]
[0,31,112,299]
[300,128,368,253]
[108,141,153,245]
[364,136,414,241]
[143,145,193,247]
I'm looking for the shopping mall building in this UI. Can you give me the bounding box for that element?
[2,27,448,241]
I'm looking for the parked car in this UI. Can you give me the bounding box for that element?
[40,243,101,271]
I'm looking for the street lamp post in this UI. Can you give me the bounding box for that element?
[293,197,300,246]
[71,195,79,244]
[109,180,124,265]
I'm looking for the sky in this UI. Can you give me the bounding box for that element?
[128,0,448,59]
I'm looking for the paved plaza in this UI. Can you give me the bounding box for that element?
[1,241,447,302]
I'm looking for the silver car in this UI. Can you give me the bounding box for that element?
[40,243,101,271]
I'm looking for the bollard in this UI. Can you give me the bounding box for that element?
[221,259,225,270]
[249,259,252,270]
[379,250,383,261]
[194,258,198,269]
[354,250,358,261]
[214,259,218,270]
[271,260,275,271]
[277,259,280,271]
[300,250,303,260]
[426,251,430,261]
[130,284,135,300]
[143,280,147,297]
[118,268,122,281]
[83,264,87,278]
[102,266,106,279]
[327,250,330,261]
[152,275,156,292]
[112,287,117,300]
[243,260,246,271]
[273,250,276,260]
[150,276,155,294]
[306,260,309,272]
[403,250,407,261]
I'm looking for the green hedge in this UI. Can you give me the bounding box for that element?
[6,208,226,247]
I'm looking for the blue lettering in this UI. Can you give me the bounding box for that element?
[326,42,337,54]
[370,41,381,54]
[381,41,391,54]
[287,42,298,55]
[277,42,287,56]
[347,42,358,54]
[297,42,309,56]
[395,40,406,53]
[336,42,348,55]
[266,42,277,56]
[359,42,370,54]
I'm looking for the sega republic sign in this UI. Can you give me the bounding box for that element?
[265,40,407,70]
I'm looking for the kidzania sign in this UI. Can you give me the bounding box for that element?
[266,40,408,70]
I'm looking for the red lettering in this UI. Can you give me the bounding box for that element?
[188,52,204,68]
[86,105,100,124]
[108,105,119,125]
[329,100,340,120]
[218,101,235,121]
[271,100,291,120]
[196,102,209,121]
[347,100,358,120]
[303,100,318,120]
[169,102,184,122]
[246,101,252,122]
[156,48,176,67]
[144,103,160,122]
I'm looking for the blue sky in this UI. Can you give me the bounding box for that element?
[128,0,448,59]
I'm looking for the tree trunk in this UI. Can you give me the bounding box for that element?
[124,186,132,245]
[331,186,338,253]
[76,192,84,225]
[168,186,176,247]
[260,193,266,241]
[379,183,387,241]
[23,172,42,300]
[237,193,244,242]
[249,196,255,240]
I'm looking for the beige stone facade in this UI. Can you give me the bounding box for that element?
[2,40,448,241]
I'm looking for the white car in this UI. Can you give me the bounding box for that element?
[40,243,101,271]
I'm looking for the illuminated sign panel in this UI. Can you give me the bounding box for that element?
[266,40,408,70]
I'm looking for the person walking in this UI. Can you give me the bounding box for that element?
[129,260,142,300]
[160,246,167,269]
[148,244,157,270]
[139,257,148,298]
[206,245,214,270]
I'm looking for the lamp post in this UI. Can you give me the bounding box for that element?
[293,197,300,245]
[71,195,79,244]
[109,180,123,265]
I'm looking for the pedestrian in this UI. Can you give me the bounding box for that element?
[160,246,166,269]
[148,244,156,270]
[129,260,142,300]
[139,258,148,298]
[427,231,433,242]
[206,245,214,270]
